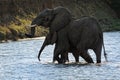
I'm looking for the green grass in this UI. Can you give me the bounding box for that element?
[111,19,120,31]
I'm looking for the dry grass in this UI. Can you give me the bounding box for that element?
[0,16,48,42]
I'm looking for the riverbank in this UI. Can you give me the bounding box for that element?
[1,31,120,43]
[0,16,48,42]
[0,36,45,43]
[0,0,120,42]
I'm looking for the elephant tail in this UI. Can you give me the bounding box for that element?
[102,38,108,62]
[99,32,108,62]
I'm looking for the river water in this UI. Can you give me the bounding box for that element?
[0,32,120,80]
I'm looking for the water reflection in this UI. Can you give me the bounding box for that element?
[0,32,120,80]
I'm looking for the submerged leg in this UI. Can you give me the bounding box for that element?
[80,50,94,63]
[93,42,102,63]
[53,46,62,63]
[60,52,69,63]
[72,50,79,62]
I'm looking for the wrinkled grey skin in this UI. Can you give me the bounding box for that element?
[26,6,107,63]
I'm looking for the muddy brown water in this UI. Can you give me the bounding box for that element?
[0,32,120,80]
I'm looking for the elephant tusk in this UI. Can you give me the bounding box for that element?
[29,24,37,27]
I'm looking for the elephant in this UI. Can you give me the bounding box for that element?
[26,6,94,63]
[26,6,107,63]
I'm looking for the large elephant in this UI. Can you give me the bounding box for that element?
[26,6,107,63]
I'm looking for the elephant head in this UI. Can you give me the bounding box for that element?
[26,6,72,38]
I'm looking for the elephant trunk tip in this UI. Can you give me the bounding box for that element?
[38,56,41,61]
[25,33,34,38]
[38,58,41,61]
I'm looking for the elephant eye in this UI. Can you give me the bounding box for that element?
[43,17,49,21]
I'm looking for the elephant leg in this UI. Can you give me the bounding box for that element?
[72,50,79,62]
[93,42,102,63]
[77,42,93,63]
[53,52,62,63]
[66,53,69,62]
[62,52,69,62]
[80,50,94,63]
[60,52,69,63]
[53,45,63,63]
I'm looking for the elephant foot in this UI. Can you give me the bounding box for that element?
[53,60,58,64]
[53,57,69,64]
[96,63,101,66]
[65,60,69,64]
[75,62,80,64]
[86,58,94,63]
[88,61,94,63]
[65,61,69,64]
[59,59,66,64]
[53,59,64,64]
[97,60,101,63]
[38,58,41,61]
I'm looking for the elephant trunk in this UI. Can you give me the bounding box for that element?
[103,41,108,62]
[25,24,37,38]
[38,45,45,61]
[30,26,36,37]
[38,38,49,61]
[30,24,37,37]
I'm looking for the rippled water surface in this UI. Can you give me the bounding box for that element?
[0,32,120,80]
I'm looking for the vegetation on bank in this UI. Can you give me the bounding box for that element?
[0,15,48,42]
[111,19,120,31]
[0,16,120,42]
[99,19,120,32]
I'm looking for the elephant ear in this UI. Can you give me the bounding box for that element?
[51,32,57,44]
[50,7,72,32]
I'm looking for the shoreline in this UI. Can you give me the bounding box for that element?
[0,36,45,43]
[0,31,120,43]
